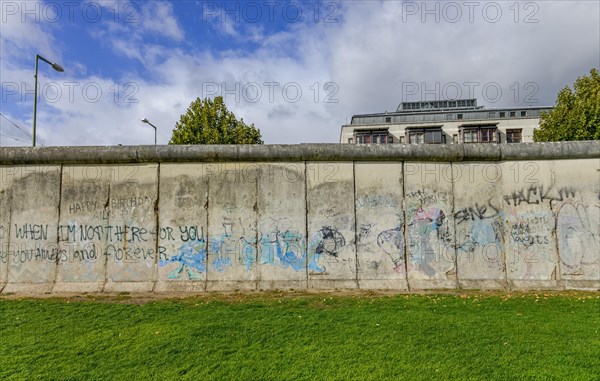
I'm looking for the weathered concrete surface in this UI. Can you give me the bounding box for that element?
[501,161,560,290]
[53,165,111,293]
[307,162,356,289]
[0,167,13,292]
[2,141,598,165]
[206,163,259,291]
[3,166,61,293]
[550,160,599,290]
[454,163,507,290]
[0,143,598,294]
[404,163,457,290]
[102,164,158,293]
[156,164,208,292]
[257,163,307,290]
[355,163,407,290]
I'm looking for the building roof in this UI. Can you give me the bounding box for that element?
[349,102,553,126]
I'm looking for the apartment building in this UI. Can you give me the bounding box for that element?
[340,99,552,144]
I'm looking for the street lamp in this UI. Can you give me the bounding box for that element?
[33,54,64,147]
[141,118,157,145]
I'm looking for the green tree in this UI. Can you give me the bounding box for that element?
[534,68,600,142]
[169,96,263,144]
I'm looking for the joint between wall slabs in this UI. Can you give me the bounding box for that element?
[549,202,563,289]
[450,162,462,290]
[204,174,210,292]
[500,167,510,290]
[353,162,359,289]
[254,167,260,291]
[100,180,111,293]
[50,165,64,292]
[401,162,411,292]
[1,184,14,294]
[304,161,309,289]
[151,163,161,293]
[548,169,563,289]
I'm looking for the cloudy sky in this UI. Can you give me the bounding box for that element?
[1,0,598,146]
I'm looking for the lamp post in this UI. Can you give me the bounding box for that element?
[33,54,64,147]
[141,118,157,145]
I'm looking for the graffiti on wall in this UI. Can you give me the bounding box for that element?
[2,169,598,288]
[454,201,504,272]
[155,218,346,280]
[376,226,404,272]
[556,203,600,276]
[503,186,576,206]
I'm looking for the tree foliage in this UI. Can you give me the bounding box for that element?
[533,68,600,142]
[169,96,263,144]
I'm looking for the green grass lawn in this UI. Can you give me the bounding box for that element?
[1,291,599,381]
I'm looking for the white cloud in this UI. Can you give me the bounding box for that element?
[138,1,184,41]
[0,0,60,63]
[1,0,599,146]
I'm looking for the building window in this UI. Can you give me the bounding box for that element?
[446,114,453,120]
[408,128,444,144]
[356,131,390,144]
[348,138,353,144]
[506,129,522,143]
[510,111,516,117]
[461,126,498,143]
[425,129,443,144]
[499,111,506,117]
[385,116,392,123]
[520,111,527,117]
[488,112,495,118]
[457,114,463,120]
[463,129,478,143]
[480,128,496,143]
[409,131,424,144]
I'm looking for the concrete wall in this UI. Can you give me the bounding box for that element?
[0,142,598,293]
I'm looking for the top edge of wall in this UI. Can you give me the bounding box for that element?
[0,141,598,165]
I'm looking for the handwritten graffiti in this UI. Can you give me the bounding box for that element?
[503,186,576,206]
[376,226,404,273]
[67,201,98,214]
[510,222,550,248]
[1,243,168,264]
[260,228,305,271]
[406,189,449,206]
[159,240,206,280]
[557,203,600,275]
[157,219,347,277]
[454,200,501,225]
[207,218,245,272]
[57,223,176,243]
[405,207,453,276]
[358,224,372,240]
[307,226,346,273]
[14,224,48,240]
[413,207,453,246]
[456,219,503,254]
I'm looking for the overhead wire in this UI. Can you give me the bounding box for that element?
[0,132,29,144]
[0,112,33,139]
[0,112,44,146]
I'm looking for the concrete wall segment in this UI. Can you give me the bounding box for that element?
[0,142,597,294]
